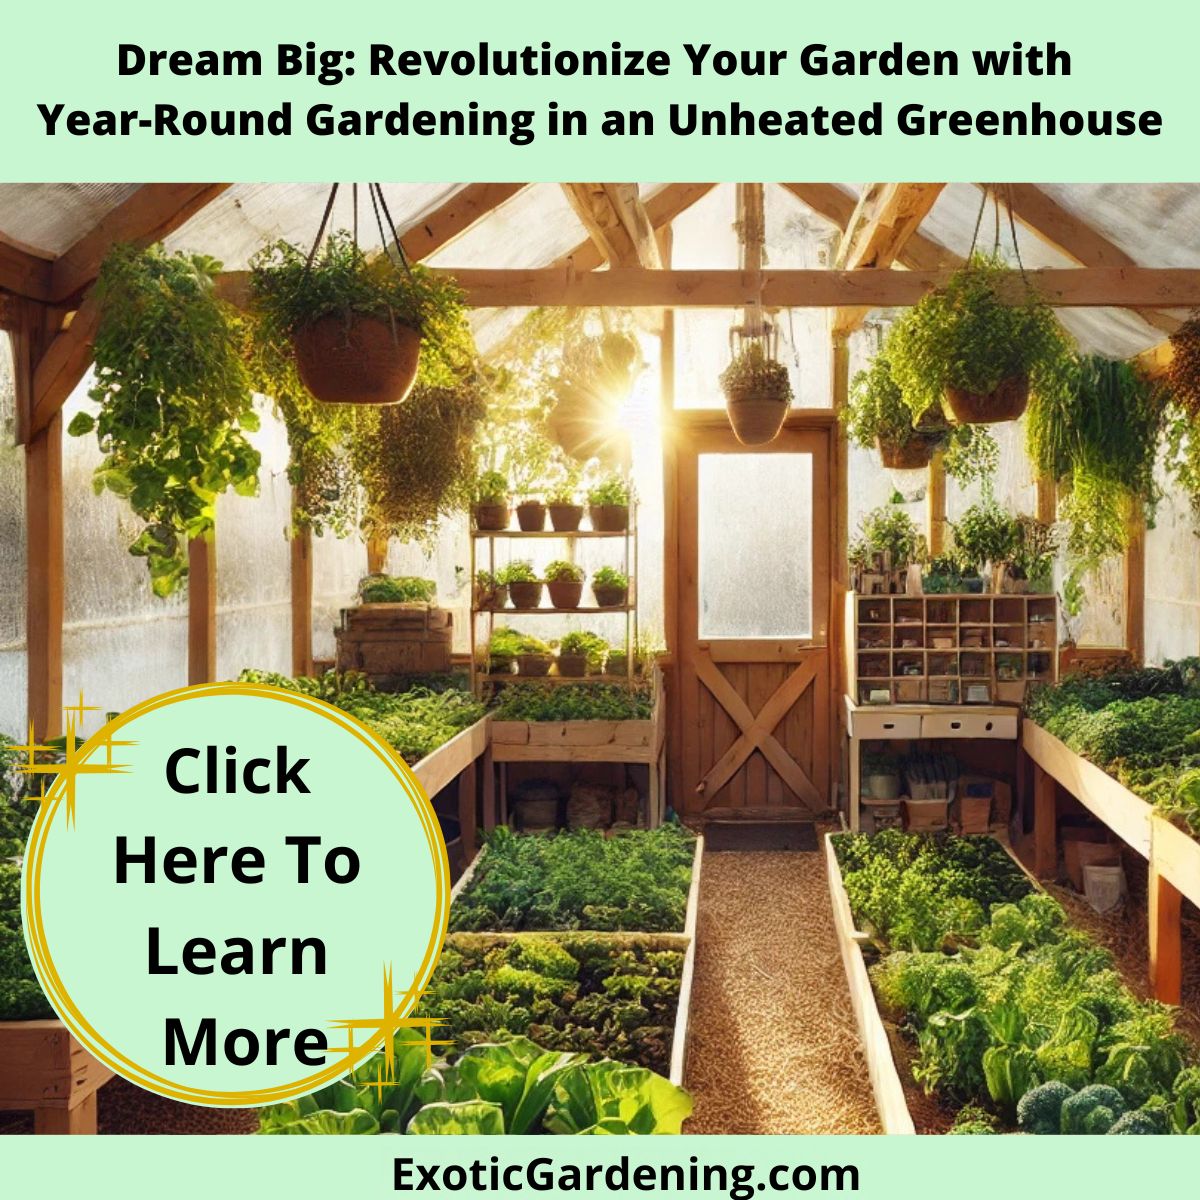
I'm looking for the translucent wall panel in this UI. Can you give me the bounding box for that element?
[697,453,813,639]
[1145,461,1200,666]
[0,335,27,736]
[312,532,367,666]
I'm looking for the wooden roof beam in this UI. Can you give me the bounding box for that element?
[398,182,528,261]
[560,183,663,268]
[0,233,54,303]
[831,183,946,335]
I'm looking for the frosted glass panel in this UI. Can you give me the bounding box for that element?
[698,454,812,639]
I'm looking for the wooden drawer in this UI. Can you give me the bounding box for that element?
[920,712,1017,740]
[849,711,922,740]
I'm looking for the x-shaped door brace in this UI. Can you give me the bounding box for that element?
[694,651,822,808]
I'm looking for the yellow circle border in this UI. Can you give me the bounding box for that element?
[22,681,450,1108]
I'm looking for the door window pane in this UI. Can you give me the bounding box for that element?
[698,454,812,638]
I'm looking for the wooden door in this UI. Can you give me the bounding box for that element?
[676,419,833,821]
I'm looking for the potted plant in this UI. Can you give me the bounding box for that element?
[250,229,469,406]
[474,569,508,611]
[544,560,585,609]
[592,565,629,608]
[486,627,526,675]
[863,752,901,801]
[844,352,947,470]
[358,575,437,605]
[856,505,921,572]
[921,555,964,595]
[67,244,261,598]
[604,649,629,677]
[499,560,543,609]
[515,495,547,532]
[888,253,1073,425]
[719,340,793,445]
[557,631,608,678]
[546,484,584,532]
[514,632,553,677]
[587,473,631,532]
[472,470,510,532]
[952,499,1019,592]
[1004,516,1058,595]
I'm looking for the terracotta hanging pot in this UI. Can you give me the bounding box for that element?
[725,388,788,446]
[876,433,940,471]
[293,314,421,406]
[945,374,1029,424]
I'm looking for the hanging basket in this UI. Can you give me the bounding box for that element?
[725,389,789,446]
[293,314,421,406]
[945,374,1029,425]
[876,433,940,471]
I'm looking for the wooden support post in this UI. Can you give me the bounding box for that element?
[927,451,947,556]
[33,1092,97,1135]
[457,760,477,858]
[1125,510,1146,665]
[831,333,851,807]
[1148,859,1183,1005]
[366,534,389,576]
[290,524,314,677]
[187,536,217,685]
[24,413,64,740]
[1033,763,1058,878]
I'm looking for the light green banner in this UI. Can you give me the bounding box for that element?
[0,0,1196,181]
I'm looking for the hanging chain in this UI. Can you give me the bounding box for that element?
[967,183,990,259]
[303,183,340,273]
[1002,184,1030,284]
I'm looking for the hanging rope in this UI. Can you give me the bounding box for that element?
[303,183,340,273]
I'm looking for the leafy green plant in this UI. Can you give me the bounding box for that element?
[851,505,921,569]
[417,934,684,1075]
[545,560,585,583]
[359,575,436,604]
[844,353,931,451]
[558,631,609,670]
[719,342,793,404]
[68,244,260,596]
[587,473,631,507]
[473,470,509,504]
[497,560,538,585]
[951,499,1019,575]
[489,684,652,722]
[887,253,1074,418]
[592,565,629,590]
[451,825,695,934]
[1007,517,1058,586]
[485,627,550,669]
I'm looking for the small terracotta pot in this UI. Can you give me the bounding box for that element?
[944,374,1029,424]
[474,503,510,531]
[548,503,584,532]
[293,314,421,406]
[557,654,588,678]
[546,579,583,609]
[507,581,544,609]
[474,583,509,610]
[516,501,547,532]
[593,583,628,608]
[516,653,552,676]
[589,504,629,533]
[605,655,629,676]
[877,433,940,471]
[725,390,788,446]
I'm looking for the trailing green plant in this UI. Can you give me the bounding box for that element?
[451,825,694,934]
[718,342,793,404]
[951,498,1019,575]
[592,565,629,590]
[489,683,652,722]
[558,631,609,669]
[359,575,437,604]
[587,473,631,508]
[238,670,483,763]
[249,230,471,389]
[545,560,585,583]
[1167,314,1200,418]
[844,353,929,451]
[887,252,1074,418]
[497,560,538,585]
[1026,354,1169,571]
[68,244,261,596]
[1007,516,1058,586]
[941,424,1000,487]
[416,934,684,1075]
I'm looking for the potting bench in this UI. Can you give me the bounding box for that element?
[1022,718,1200,1004]
[0,1020,111,1134]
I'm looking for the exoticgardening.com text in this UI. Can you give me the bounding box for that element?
[394,1155,859,1199]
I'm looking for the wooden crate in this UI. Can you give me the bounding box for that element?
[0,1020,112,1134]
[335,603,453,681]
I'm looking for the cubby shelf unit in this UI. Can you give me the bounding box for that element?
[847,592,1058,706]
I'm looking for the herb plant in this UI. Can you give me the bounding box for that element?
[587,474,631,507]
[558,631,609,670]
[498,560,538,584]
[851,505,921,569]
[951,499,1019,575]
[489,684,652,722]
[473,470,509,504]
[592,566,629,590]
[718,342,793,404]
[545,560,585,583]
[359,575,437,604]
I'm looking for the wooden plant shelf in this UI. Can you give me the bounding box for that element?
[449,836,703,1088]
[481,673,641,685]
[1023,718,1200,1003]
[472,529,631,540]
[479,605,635,614]
[0,1019,113,1134]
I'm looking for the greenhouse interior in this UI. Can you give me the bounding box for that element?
[3,180,1200,1136]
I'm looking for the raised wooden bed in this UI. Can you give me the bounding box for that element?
[0,1019,112,1134]
[449,834,702,1088]
[409,716,493,859]
[1022,717,1200,1003]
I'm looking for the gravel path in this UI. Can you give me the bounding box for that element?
[683,848,881,1134]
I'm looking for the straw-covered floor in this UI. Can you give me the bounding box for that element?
[683,847,881,1134]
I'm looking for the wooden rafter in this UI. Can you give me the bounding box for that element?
[831,183,946,335]
[994,183,1181,337]
[0,233,53,303]
[1134,338,1174,379]
[398,182,528,261]
[560,183,663,268]
[553,183,715,272]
